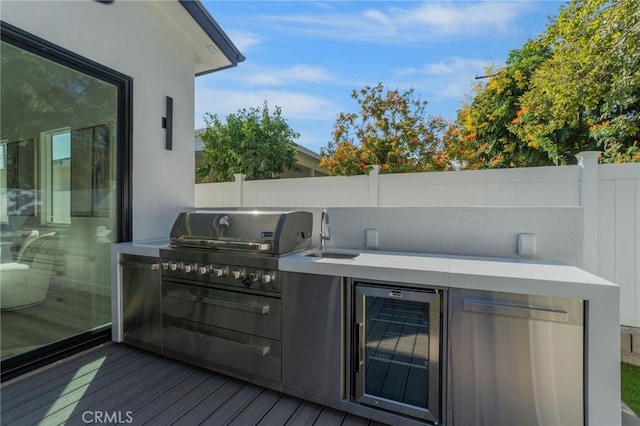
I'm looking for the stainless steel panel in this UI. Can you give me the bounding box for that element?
[121,254,161,353]
[281,273,344,399]
[162,316,281,382]
[160,248,279,270]
[448,288,584,426]
[162,281,281,340]
[353,283,442,424]
[462,298,570,323]
[169,210,312,254]
[159,248,281,293]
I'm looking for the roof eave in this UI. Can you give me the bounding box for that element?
[179,0,246,70]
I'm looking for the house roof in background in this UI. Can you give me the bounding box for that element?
[179,0,245,75]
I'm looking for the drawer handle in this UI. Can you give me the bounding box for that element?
[168,325,270,356]
[166,290,270,314]
[463,298,569,323]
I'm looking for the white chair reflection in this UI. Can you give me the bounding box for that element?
[1,231,57,310]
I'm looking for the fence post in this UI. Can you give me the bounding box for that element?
[234,173,246,207]
[369,165,380,207]
[576,151,600,273]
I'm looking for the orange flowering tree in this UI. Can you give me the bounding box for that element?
[451,40,555,169]
[320,83,452,175]
[454,0,639,167]
[516,0,640,164]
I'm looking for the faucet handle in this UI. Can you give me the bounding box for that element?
[320,209,331,249]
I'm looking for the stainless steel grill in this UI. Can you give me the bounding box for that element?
[159,210,313,383]
[168,210,313,255]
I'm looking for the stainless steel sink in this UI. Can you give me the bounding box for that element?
[305,251,359,260]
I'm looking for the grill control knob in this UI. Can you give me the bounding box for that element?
[249,271,261,282]
[161,262,169,270]
[261,272,274,285]
[169,261,180,272]
[218,215,230,228]
[211,266,228,277]
[231,269,244,280]
[198,265,210,275]
[181,263,195,273]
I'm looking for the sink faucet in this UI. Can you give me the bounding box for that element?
[320,209,330,250]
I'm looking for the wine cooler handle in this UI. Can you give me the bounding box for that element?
[354,322,364,373]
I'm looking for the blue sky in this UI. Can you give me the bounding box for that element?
[195,1,563,154]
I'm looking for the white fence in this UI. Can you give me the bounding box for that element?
[195,152,640,328]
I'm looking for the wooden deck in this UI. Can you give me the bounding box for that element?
[1,342,637,426]
[0,343,382,426]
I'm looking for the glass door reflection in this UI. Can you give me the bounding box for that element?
[354,283,442,423]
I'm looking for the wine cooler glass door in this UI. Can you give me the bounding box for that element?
[354,284,441,423]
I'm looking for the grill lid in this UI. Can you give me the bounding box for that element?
[169,210,313,255]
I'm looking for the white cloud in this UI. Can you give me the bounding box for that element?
[399,2,522,35]
[393,57,499,100]
[398,57,497,77]
[200,63,334,87]
[242,64,334,86]
[225,30,262,53]
[262,1,532,44]
[194,88,341,128]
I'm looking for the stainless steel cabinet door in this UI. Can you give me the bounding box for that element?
[121,254,161,353]
[448,288,584,426]
[281,273,344,399]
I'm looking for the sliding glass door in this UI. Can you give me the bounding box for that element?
[0,24,131,375]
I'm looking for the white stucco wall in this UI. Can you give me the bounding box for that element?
[1,0,216,241]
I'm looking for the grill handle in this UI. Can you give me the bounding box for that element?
[166,290,270,315]
[171,239,272,252]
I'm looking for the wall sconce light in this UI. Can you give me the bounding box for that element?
[162,96,173,150]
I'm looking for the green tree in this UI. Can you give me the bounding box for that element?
[454,0,640,167]
[451,40,553,169]
[320,83,451,175]
[516,0,640,163]
[197,102,299,182]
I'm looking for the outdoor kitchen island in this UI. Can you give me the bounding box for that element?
[113,238,620,425]
[279,248,620,426]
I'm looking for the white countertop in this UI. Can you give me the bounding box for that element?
[280,248,618,299]
[111,240,169,258]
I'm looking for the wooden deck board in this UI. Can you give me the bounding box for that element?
[2,348,151,424]
[255,394,303,425]
[284,400,323,425]
[0,343,128,401]
[312,406,347,425]
[226,388,282,425]
[103,365,199,425]
[142,373,231,426]
[0,343,378,426]
[2,342,634,425]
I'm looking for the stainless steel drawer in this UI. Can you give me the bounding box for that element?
[162,281,281,340]
[162,316,281,382]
